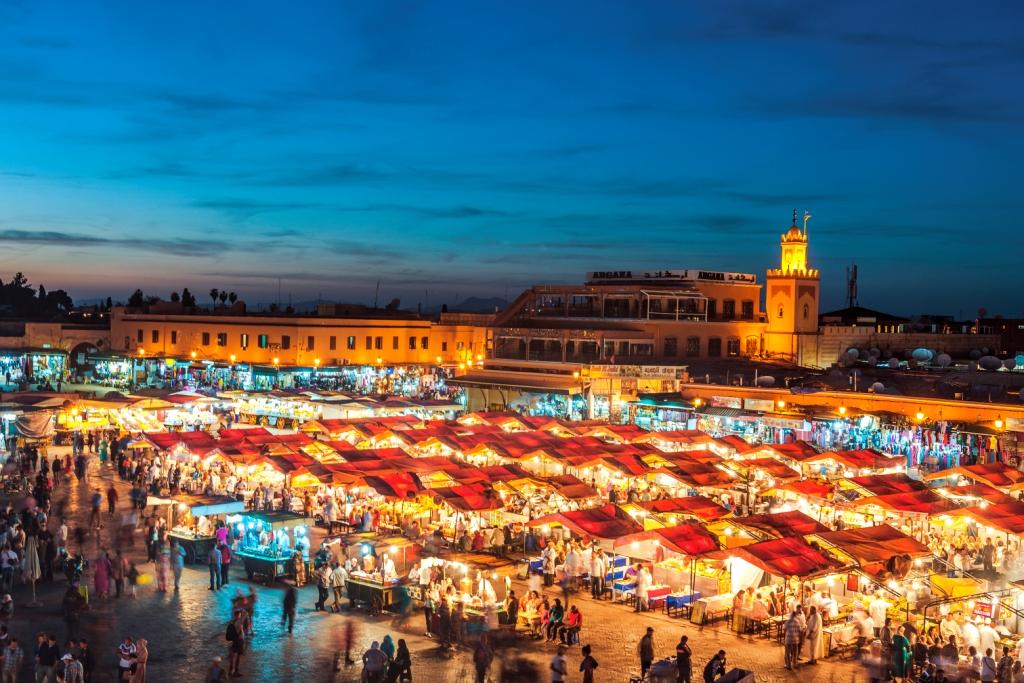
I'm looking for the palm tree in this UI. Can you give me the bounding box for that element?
[209,288,219,308]
[228,291,237,305]
[219,290,228,306]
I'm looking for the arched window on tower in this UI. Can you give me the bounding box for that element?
[777,305,784,319]
[803,304,809,320]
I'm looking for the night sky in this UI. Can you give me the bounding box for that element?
[1,1,1021,315]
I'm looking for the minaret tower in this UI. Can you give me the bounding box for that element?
[764,210,820,364]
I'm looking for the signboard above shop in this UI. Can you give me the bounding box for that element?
[586,269,757,284]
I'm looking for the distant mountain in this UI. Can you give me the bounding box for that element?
[427,297,509,314]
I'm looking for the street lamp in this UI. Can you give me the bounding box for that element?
[838,405,847,415]
[190,350,197,360]
[777,400,786,409]
[995,416,1004,430]
[915,410,925,422]
[229,354,236,364]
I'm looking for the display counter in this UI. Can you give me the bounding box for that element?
[346,573,401,615]
[237,547,295,582]
[232,510,309,583]
[168,529,218,564]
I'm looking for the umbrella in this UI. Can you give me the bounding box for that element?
[24,535,42,607]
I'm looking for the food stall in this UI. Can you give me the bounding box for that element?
[233,511,310,582]
[345,538,404,615]
[168,494,245,563]
[527,504,644,553]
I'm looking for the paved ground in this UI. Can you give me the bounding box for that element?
[2,449,870,682]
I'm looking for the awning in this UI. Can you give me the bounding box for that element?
[705,536,846,579]
[947,501,1024,536]
[638,496,730,522]
[810,525,931,566]
[729,510,830,539]
[615,522,720,560]
[696,406,749,419]
[448,372,583,395]
[529,504,643,541]
[174,494,245,516]
[924,463,1024,491]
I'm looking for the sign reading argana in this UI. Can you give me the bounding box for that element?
[586,269,756,284]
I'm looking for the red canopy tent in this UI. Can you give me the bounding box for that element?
[706,536,846,579]
[810,525,931,574]
[638,496,730,522]
[925,463,1024,491]
[947,501,1024,536]
[806,449,903,471]
[529,504,644,550]
[844,473,929,497]
[729,510,830,539]
[851,489,956,516]
[614,521,721,562]
[774,479,834,500]
[362,472,424,500]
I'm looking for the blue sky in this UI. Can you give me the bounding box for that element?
[0,1,1021,314]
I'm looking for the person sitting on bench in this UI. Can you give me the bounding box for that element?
[558,605,583,645]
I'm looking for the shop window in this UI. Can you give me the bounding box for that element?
[281,335,291,350]
[421,336,429,350]
[745,336,759,356]
[374,336,382,350]
[307,336,315,351]
[365,336,372,350]
[663,337,678,357]
[329,336,336,351]
[409,337,417,350]
[706,300,717,319]
[171,330,178,345]
[240,333,248,350]
[202,332,211,346]
[686,337,700,357]
[741,300,754,320]
[347,336,356,350]
[137,329,143,343]
[392,336,399,350]
[708,337,722,357]
[726,338,740,357]
[441,341,448,352]
[258,334,269,349]
[722,299,736,320]
[217,333,228,347]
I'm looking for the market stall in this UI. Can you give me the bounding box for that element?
[168,494,245,563]
[233,511,310,582]
[528,504,644,552]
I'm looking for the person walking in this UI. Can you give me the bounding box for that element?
[314,564,330,611]
[590,548,606,600]
[204,656,226,683]
[282,586,297,635]
[386,639,411,683]
[130,638,148,683]
[93,551,112,600]
[1,638,22,683]
[226,611,246,678]
[219,543,232,587]
[112,551,126,599]
[784,609,804,670]
[170,542,185,591]
[638,627,655,680]
[36,634,61,683]
[891,625,912,683]
[473,633,493,683]
[676,635,692,683]
[116,637,137,682]
[580,644,599,683]
[330,561,347,613]
[208,545,222,591]
[58,653,83,683]
[806,605,823,665]
[106,486,118,516]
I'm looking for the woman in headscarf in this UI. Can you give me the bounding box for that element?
[362,641,388,683]
[891,624,912,683]
[130,638,148,682]
[805,605,823,665]
[94,550,112,599]
[387,639,411,683]
[156,544,171,593]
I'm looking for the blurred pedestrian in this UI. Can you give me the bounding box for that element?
[282,586,297,635]
[638,627,655,680]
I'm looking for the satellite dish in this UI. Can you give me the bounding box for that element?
[935,354,952,367]
[911,348,933,362]
[978,356,1002,371]
[871,382,885,392]
[846,348,860,359]
[755,375,776,387]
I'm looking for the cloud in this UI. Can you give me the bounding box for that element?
[190,198,320,219]
[0,228,239,257]
[343,204,515,220]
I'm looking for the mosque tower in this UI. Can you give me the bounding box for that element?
[764,210,820,364]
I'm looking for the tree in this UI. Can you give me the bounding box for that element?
[218,290,228,305]
[37,284,47,301]
[170,291,180,303]
[181,288,196,308]
[209,288,219,307]
[128,289,145,308]
[105,297,113,310]
[228,291,237,305]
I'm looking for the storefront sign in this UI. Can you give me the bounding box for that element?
[743,398,775,412]
[586,269,756,284]
[711,395,743,409]
[591,365,686,380]
[760,417,810,431]
[973,597,998,620]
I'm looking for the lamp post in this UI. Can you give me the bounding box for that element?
[273,356,280,388]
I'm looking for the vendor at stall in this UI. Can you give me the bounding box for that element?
[380,553,397,581]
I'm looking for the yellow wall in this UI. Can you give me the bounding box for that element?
[110,309,488,366]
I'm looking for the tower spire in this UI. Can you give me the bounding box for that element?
[792,208,797,226]
[803,211,811,238]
